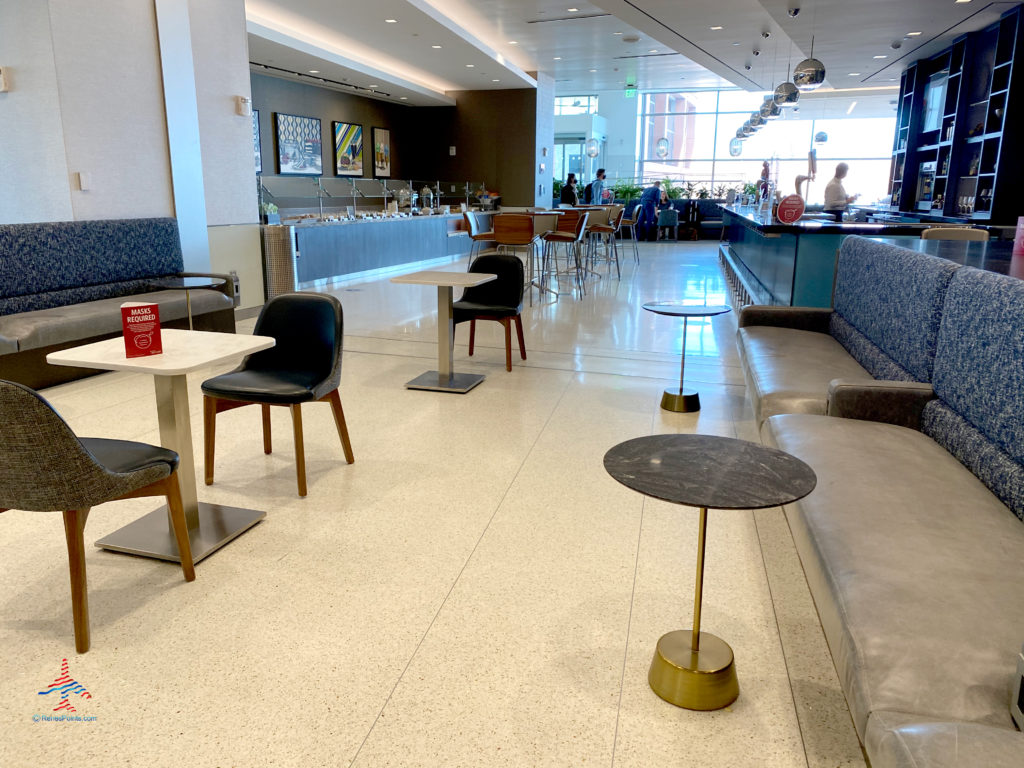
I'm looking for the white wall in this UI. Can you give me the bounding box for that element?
[49,0,175,220]
[189,0,259,226]
[0,0,73,224]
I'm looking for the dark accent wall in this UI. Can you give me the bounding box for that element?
[250,73,543,206]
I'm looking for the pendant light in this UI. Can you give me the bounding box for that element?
[760,95,782,120]
[794,35,826,91]
[775,44,800,106]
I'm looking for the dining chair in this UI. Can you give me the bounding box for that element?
[201,293,354,497]
[590,206,625,279]
[920,227,989,241]
[463,211,495,266]
[493,214,544,305]
[0,379,196,653]
[453,253,526,371]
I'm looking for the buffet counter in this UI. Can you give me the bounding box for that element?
[291,213,484,285]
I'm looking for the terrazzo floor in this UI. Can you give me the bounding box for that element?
[0,241,866,768]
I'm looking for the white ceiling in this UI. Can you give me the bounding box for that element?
[245,0,1019,108]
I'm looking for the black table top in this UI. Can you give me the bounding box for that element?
[148,276,226,290]
[642,302,732,318]
[604,434,816,510]
[867,237,1018,279]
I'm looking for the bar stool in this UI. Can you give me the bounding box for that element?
[620,208,640,264]
[463,211,494,266]
[493,214,544,306]
[541,210,589,297]
[589,206,624,279]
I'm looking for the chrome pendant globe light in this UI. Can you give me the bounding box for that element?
[750,112,765,129]
[585,138,600,158]
[793,35,826,91]
[736,127,747,140]
[760,95,782,119]
[774,80,800,107]
[655,137,670,159]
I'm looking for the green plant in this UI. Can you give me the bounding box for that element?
[696,184,711,199]
[261,202,278,214]
[742,182,758,197]
[611,180,643,201]
[661,178,683,199]
[552,178,563,197]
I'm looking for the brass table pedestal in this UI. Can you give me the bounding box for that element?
[649,630,739,711]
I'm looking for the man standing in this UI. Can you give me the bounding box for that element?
[637,180,662,242]
[823,162,858,222]
[591,168,607,204]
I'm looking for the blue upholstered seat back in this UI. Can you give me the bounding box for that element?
[830,236,959,382]
[922,267,1024,521]
[0,218,183,315]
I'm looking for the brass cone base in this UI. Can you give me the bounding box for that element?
[648,630,739,710]
[661,388,700,412]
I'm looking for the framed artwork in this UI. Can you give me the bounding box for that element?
[274,112,322,176]
[332,122,363,176]
[372,126,391,178]
[253,110,262,174]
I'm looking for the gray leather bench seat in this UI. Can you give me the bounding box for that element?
[0,289,232,352]
[763,414,1024,738]
[737,236,959,426]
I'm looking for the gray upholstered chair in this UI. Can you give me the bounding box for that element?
[201,293,354,497]
[0,379,195,653]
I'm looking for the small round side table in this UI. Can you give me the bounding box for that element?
[642,302,731,412]
[604,433,816,711]
[148,276,227,330]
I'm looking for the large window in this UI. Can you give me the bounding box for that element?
[638,90,897,204]
[555,95,599,115]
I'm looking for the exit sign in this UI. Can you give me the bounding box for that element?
[624,87,637,98]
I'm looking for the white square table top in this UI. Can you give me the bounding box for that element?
[46,329,275,376]
[390,270,497,288]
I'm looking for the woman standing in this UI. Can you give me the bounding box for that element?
[560,173,580,206]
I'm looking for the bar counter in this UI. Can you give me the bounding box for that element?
[292,213,480,285]
[719,205,1006,308]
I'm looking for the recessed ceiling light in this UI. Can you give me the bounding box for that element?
[955,0,972,4]
[553,56,561,60]
[613,31,623,35]
[906,31,922,36]
[874,54,888,59]
[368,84,378,89]
[508,40,518,45]
[385,18,397,23]
[400,96,408,100]
[846,101,857,114]
[308,70,320,73]
[732,42,741,46]
[432,45,442,49]
[848,72,861,76]
[568,7,579,11]
[589,68,597,72]
[709,25,724,31]
[492,79,500,82]
[649,49,658,53]
[466,64,475,67]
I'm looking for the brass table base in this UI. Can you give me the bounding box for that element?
[648,630,739,710]
[661,388,700,413]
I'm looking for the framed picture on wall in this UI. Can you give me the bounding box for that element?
[274,112,322,176]
[372,126,391,178]
[333,122,363,176]
[253,110,262,174]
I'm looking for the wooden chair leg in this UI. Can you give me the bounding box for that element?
[162,474,196,582]
[262,404,272,454]
[203,396,216,486]
[324,389,355,464]
[515,315,527,360]
[290,403,307,497]
[468,319,476,356]
[502,318,512,371]
[62,508,91,654]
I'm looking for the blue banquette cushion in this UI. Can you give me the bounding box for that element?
[922,267,1024,521]
[0,218,184,315]
[829,236,960,382]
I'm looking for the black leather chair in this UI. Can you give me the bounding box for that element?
[201,293,354,497]
[0,379,196,653]
[453,254,526,372]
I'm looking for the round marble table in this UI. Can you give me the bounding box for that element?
[148,276,227,330]
[642,302,731,413]
[604,433,816,710]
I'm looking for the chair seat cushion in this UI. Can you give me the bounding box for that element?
[79,438,178,476]
[543,232,576,242]
[453,301,522,321]
[201,369,322,404]
[471,232,494,241]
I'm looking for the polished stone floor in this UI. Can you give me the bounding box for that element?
[0,241,865,767]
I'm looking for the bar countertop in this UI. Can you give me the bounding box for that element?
[868,237,1020,278]
[720,205,940,236]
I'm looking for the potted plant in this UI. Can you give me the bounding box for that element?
[261,202,280,225]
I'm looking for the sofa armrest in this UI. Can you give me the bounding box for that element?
[737,305,833,333]
[826,379,936,429]
[178,271,236,305]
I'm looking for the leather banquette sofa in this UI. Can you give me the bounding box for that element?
[736,235,1024,767]
[0,218,235,389]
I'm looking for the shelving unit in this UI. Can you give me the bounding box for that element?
[887,6,1022,223]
